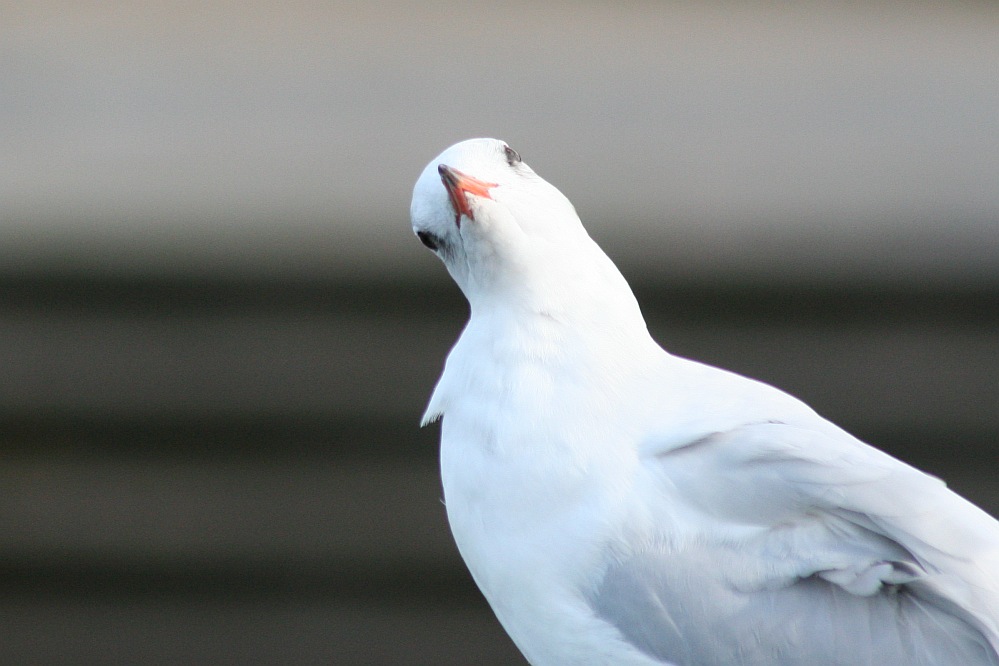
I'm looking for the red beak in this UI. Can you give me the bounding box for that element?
[438,164,497,227]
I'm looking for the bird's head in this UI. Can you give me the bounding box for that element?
[411,138,599,306]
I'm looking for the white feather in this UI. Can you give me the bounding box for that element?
[411,138,999,665]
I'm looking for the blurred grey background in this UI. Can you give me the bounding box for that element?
[1,1,997,663]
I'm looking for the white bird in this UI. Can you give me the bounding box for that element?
[410,138,999,665]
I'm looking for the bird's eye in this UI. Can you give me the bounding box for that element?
[504,145,522,166]
[416,230,440,251]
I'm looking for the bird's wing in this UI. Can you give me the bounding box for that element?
[589,421,999,665]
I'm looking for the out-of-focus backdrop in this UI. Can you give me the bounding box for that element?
[2,2,997,663]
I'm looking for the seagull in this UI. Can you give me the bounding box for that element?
[410,138,999,665]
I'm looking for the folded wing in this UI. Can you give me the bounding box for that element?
[589,422,999,665]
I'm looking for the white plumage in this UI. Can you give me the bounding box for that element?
[410,138,999,665]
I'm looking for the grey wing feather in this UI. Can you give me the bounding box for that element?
[589,422,999,665]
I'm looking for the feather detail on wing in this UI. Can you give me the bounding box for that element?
[591,422,999,665]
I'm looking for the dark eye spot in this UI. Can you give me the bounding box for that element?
[416,230,440,251]
[504,145,522,166]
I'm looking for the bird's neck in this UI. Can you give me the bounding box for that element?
[425,241,659,428]
[458,281,658,403]
[464,237,647,333]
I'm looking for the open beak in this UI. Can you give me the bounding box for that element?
[438,164,497,227]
